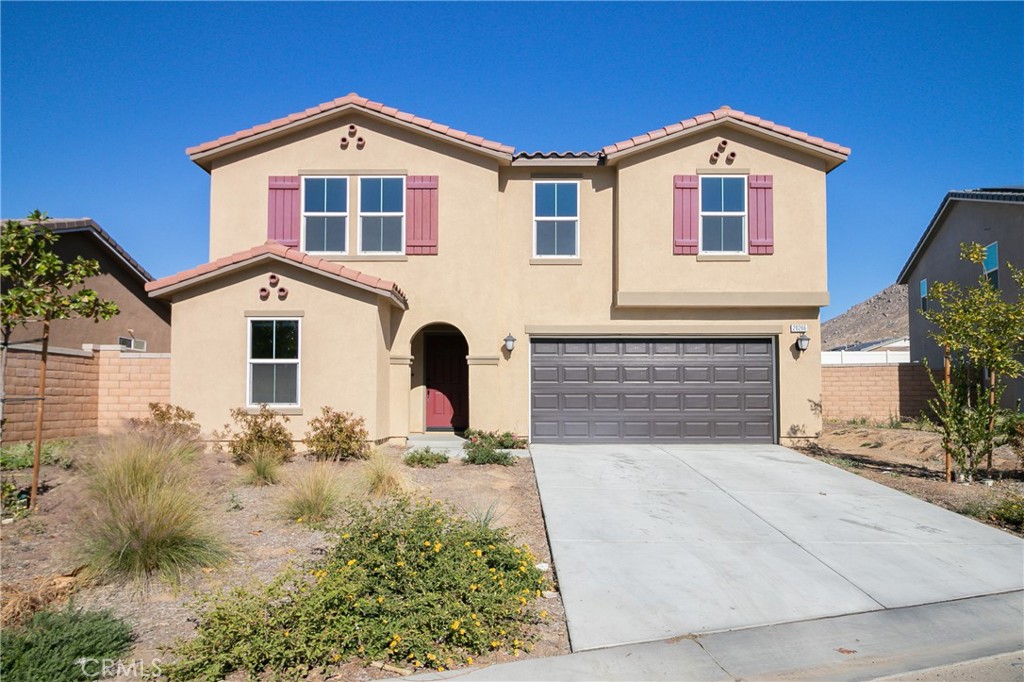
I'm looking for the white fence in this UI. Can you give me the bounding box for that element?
[821,350,911,365]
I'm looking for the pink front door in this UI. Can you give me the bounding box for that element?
[425,334,468,430]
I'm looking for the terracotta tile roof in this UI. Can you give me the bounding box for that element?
[186,93,515,160]
[145,241,408,308]
[514,151,602,160]
[601,106,851,158]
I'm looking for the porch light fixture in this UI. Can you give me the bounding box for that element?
[796,333,811,353]
[504,333,516,352]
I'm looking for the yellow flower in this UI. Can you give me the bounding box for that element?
[466,656,474,665]
[397,561,405,567]
[378,596,384,603]
[451,620,461,630]
[332,653,341,662]
[342,532,351,539]
[296,517,304,523]
[540,610,548,618]
[427,653,437,661]
[413,660,421,667]
[490,640,500,648]
[434,542,443,552]
[347,559,357,566]
[423,541,431,547]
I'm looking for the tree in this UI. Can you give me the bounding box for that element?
[1,211,119,508]
[921,242,1024,481]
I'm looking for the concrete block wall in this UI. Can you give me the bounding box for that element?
[93,346,172,433]
[822,363,937,422]
[2,346,99,442]
[1,345,170,443]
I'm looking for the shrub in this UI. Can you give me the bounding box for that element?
[404,447,449,468]
[166,496,547,680]
[0,606,133,682]
[2,478,28,519]
[128,402,201,443]
[989,491,1024,530]
[222,405,294,465]
[280,462,346,525]
[463,429,527,450]
[0,440,73,471]
[303,407,370,461]
[77,432,228,583]
[463,441,516,466]
[241,444,284,486]
[363,451,407,497]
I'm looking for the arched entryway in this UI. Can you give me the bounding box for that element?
[411,323,469,432]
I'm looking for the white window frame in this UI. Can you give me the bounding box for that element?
[357,176,406,255]
[246,317,301,408]
[301,176,349,255]
[984,241,999,289]
[532,180,580,258]
[698,175,748,255]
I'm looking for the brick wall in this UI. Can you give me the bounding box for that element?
[94,347,172,433]
[822,363,937,422]
[1,344,170,443]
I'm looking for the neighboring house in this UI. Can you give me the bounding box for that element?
[6,218,171,352]
[897,188,1024,406]
[147,93,849,445]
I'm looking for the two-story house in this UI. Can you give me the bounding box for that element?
[897,187,1024,406]
[146,94,849,445]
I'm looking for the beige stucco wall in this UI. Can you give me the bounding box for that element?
[180,112,837,443]
[167,261,393,442]
[616,127,830,297]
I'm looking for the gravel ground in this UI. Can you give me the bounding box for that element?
[0,445,570,680]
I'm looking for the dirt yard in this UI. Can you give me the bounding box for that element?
[0,445,569,680]
[800,421,1024,537]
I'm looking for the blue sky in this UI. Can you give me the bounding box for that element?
[2,2,1021,321]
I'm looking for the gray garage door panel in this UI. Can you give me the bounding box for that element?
[531,338,776,443]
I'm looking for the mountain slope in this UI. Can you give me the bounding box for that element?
[822,284,909,350]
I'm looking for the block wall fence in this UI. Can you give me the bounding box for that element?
[1,345,170,443]
[821,363,937,423]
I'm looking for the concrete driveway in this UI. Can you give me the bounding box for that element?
[531,443,1024,652]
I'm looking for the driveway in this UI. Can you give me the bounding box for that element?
[531,443,1024,652]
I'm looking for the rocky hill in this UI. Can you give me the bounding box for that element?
[822,283,909,350]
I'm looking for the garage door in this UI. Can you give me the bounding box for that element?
[530,338,776,443]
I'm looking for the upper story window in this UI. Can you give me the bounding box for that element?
[249,319,299,407]
[700,176,746,253]
[920,279,928,311]
[984,241,999,289]
[359,177,405,254]
[534,181,579,257]
[302,177,348,253]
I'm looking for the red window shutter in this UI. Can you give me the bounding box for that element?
[268,176,301,247]
[673,175,699,255]
[406,175,439,255]
[748,175,774,255]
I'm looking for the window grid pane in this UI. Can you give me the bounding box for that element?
[534,182,579,256]
[700,176,747,253]
[249,320,299,406]
[304,177,348,252]
[360,177,404,253]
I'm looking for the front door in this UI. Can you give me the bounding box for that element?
[425,334,469,430]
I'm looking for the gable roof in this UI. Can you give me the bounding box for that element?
[601,106,850,170]
[145,241,409,309]
[896,187,1024,284]
[186,95,850,172]
[2,217,155,285]
[187,93,516,170]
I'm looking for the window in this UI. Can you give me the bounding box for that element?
[920,279,928,311]
[700,176,746,253]
[303,177,348,253]
[359,177,405,253]
[534,181,578,257]
[984,242,999,289]
[248,319,299,406]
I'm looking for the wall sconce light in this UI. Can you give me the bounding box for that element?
[796,334,811,353]
[504,333,516,352]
